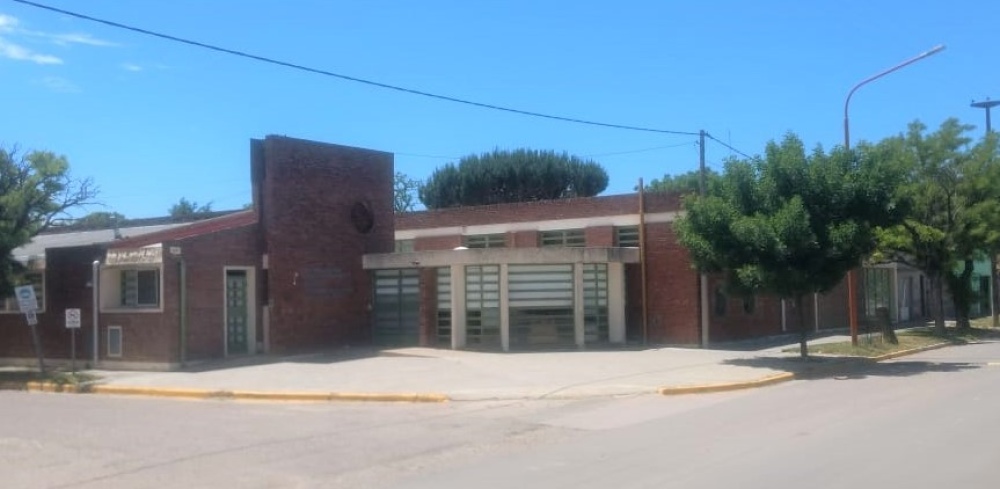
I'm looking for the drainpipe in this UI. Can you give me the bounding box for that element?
[92,260,100,367]
[179,257,188,366]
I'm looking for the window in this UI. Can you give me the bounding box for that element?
[464,234,506,249]
[714,287,727,316]
[121,269,159,307]
[1,272,44,313]
[742,295,756,314]
[394,239,414,253]
[540,229,585,247]
[615,226,640,247]
[436,267,451,344]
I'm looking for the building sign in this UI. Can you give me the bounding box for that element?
[106,247,163,266]
[15,285,38,312]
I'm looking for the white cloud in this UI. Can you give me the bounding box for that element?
[0,37,62,64]
[0,14,18,32]
[0,13,116,66]
[46,32,117,47]
[38,76,80,93]
[121,62,143,72]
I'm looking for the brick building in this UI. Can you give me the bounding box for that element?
[364,192,853,351]
[0,135,392,370]
[0,135,868,370]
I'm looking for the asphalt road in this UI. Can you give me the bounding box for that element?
[3,341,1000,489]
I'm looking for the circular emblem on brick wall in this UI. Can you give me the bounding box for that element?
[350,201,375,234]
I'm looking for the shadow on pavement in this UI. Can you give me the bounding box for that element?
[178,347,382,373]
[724,356,983,381]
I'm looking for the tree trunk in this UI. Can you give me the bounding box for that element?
[876,306,898,344]
[796,295,808,358]
[931,272,946,335]
[949,260,974,332]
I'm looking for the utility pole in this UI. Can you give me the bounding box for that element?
[971,98,1000,328]
[699,130,710,347]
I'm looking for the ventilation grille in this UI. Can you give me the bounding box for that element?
[107,326,123,358]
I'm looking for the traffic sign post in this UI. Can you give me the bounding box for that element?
[15,285,44,373]
[66,309,82,374]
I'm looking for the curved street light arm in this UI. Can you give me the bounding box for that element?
[843,44,946,149]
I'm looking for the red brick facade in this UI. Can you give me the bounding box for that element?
[0,246,104,361]
[254,136,394,353]
[395,193,855,346]
[0,136,395,368]
[0,135,863,369]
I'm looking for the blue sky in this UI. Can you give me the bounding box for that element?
[1,0,997,218]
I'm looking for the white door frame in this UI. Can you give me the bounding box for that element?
[223,266,256,356]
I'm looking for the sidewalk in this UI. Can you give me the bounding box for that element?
[9,333,923,402]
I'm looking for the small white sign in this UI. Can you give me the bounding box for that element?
[25,310,37,326]
[65,308,82,329]
[106,247,163,266]
[15,285,38,313]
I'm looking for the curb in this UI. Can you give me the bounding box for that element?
[88,385,450,403]
[658,372,795,396]
[2,382,449,403]
[26,381,81,393]
[869,341,953,361]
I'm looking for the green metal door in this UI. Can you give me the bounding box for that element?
[226,270,249,354]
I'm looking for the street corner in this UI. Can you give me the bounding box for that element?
[658,372,795,396]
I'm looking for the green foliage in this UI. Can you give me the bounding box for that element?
[394,172,420,213]
[645,169,721,195]
[0,147,97,296]
[675,134,903,356]
[169,197,213,219]
[76,211,126,229]
[874,119,1000,331]
[418,149,609,209]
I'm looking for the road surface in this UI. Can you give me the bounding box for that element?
[2,342,999,488]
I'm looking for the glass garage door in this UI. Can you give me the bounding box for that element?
[508,264,575,348]
[372,269,420,346]
[465,265,501,348]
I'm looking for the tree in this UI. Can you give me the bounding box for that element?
[645,168,721,195]
[418,149,609,209]
[675,134,903,357]
[0,146,97,371]
[76,211,126,229]
[394,172,420,213]
[169,197,213,219]
[964,132,1000,328]
[0,147,97,292]
[873,120,999,334]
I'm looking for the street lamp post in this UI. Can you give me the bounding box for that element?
[971,99,1000,133]
[843,44,945,346]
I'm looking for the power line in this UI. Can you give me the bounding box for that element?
[704,133,754,159]
[13,0,700,136]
